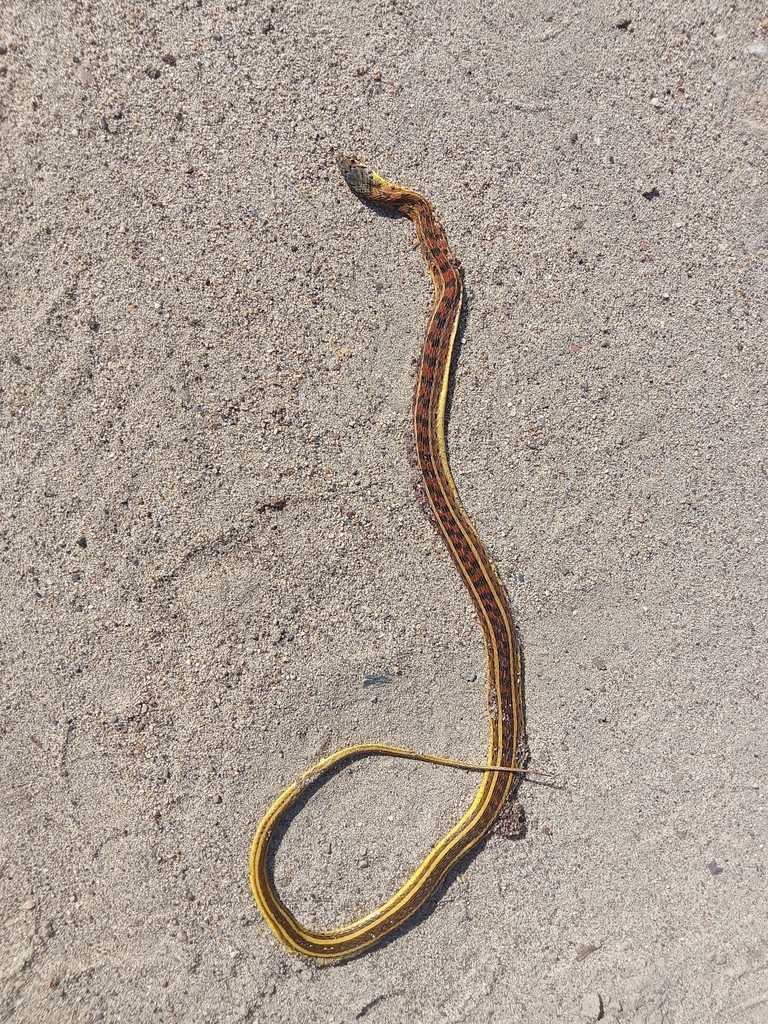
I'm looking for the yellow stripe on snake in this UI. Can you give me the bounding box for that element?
[249,156,526,961]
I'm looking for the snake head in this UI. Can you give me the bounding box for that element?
[336,154,375,199]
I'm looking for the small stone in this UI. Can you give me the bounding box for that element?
[591,657,607,671]
[76,536,87,548]
[708,860,724,875]
[0,44,7,54]
[213,30,223,41]
[461,669,477,682]
[23,898,36,910]
[99,116,109,132]
[146,66,161,80]
[87,316,99,332]
[580,991,603,1021]
[746,42,768,60]
[650,97,661,107]
[713,951,727,965]
[161,53,177,66]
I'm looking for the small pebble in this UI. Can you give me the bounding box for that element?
[213,31,223,41]
[0,43,7,54]
[461,669,477,682]
[146,66,161,80]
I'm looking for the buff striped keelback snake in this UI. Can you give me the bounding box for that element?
[249,156,528,961]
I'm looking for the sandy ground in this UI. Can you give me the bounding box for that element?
[1,1,767,1021]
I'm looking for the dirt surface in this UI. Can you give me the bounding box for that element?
[1,1,767,1022]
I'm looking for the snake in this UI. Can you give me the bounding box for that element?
[249,156,525,962]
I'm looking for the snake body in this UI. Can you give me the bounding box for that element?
[249,156,524,961]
